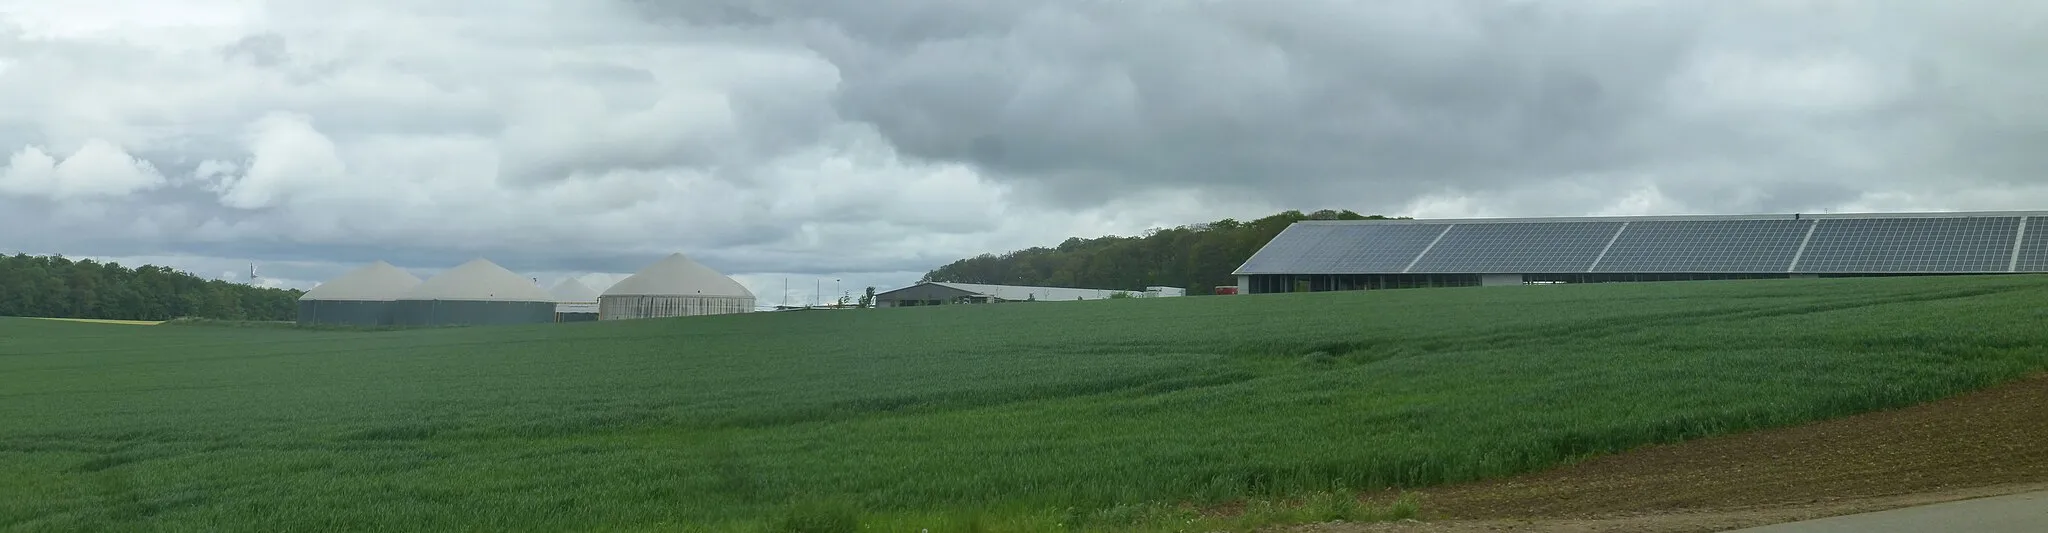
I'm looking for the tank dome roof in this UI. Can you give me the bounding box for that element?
[299,261,421,301]
[549,277,601,302]
[602,253,753,298]
[397,258,553,302]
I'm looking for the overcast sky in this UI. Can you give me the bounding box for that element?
[3,1,2046,301]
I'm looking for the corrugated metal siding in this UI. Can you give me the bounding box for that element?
[597,295,754,320]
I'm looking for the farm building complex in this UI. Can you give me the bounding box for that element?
[1231,210,2048,293]
[296,253,755,326]
[874,282,1184,307]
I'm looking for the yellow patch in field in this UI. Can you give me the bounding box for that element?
[30,318,164,325]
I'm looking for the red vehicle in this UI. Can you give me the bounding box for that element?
[1213,286,1239,295]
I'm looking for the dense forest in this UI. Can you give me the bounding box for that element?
[922,209,1399,295]
[0,254,303,321]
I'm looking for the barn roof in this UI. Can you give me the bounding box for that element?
[1235,210,2048,275]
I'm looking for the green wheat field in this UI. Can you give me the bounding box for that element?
[4,276,2048,532]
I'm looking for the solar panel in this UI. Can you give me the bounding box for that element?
[2011,218,2048,272]
[1236,213,2048,277]
[1793,217,2021,273]
[1233,224,1342,274]
[1407,222,1622,273]
[1594,220,1812,273]
[1313,224,1448,273]
[1233,224,1445,274]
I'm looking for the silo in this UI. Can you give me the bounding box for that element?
[296,261,422,326]
[599,253,756,320]
[550,277,601,322]
[392,258,557,326]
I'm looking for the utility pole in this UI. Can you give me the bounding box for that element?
[815,279,821,307]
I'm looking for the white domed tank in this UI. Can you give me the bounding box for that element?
[599,253,755,320]
[549,277,601,322]
[392,258,556,326]
[297,261,422,326]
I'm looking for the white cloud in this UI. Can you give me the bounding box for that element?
[213,112,346,209]
[0,139,166,199]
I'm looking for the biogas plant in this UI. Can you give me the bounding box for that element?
[294,253,756,327]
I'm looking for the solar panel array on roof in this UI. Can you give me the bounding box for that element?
[2014,218,2048,271]
[1795,217,2019,273]
[1407,222,1622,273]
[1234,225,1336,275]
[1594,219,1810,273]
[1235,224,1445,274]
[1329,225,1449,272]
[1233,212,2048,276]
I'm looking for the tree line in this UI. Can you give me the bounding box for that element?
[921,209,1399,295]
[0,254,303,321]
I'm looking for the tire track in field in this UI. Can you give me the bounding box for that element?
[678,366,1259,431]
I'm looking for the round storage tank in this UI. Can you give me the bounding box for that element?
[297,261,422,327]
[550,277,601,323]
[393,258,557,326]
[599,253,755,320]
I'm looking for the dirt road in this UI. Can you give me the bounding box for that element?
[1725,490,2047,533]
[1292,373,2048,533]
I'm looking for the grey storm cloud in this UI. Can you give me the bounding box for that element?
[632,0,2048,213]
[9,0,2048,291]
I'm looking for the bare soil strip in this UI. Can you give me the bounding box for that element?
[1301,373,2048,532]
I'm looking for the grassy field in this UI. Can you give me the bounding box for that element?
[3,276,2047,532]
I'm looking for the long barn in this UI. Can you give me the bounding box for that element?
[1230,210,2048,293]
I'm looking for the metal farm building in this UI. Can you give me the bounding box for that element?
[598,253,755,320]
[1231,210,2048,293]
[392,258,557,326]
[296,261,422,326]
